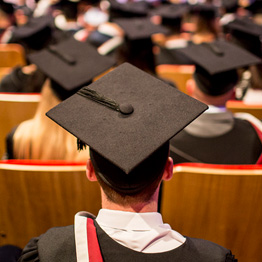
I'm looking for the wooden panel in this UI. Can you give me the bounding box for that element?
[0,93,40,158]
[0,44,26,68]
[0,164,101,248]
[156,64,194,94]
[161,165,262,262]
[226,100,262,120]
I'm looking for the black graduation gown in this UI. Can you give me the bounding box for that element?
[18,220,237,262]
[170,118,262,165]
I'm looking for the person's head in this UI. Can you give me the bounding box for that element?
[113,17,169,74]
[46,63,208,210]
[186,73,237,106]
[28,36,116,99]
[87,142,173,208]
[177,40,261,104]
[189,4,220,43]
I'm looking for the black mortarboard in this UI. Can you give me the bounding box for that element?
[189,3,218,19]
[28,37,116,100]
[46,63,208,192]
[223,18,262,57]
[113,17,169,73]
[113,17,170,40]
[150,3,188,26]
[109,0,150,19]
[178,40,261,95]
[10,15,54,51]
[221,0,239,13]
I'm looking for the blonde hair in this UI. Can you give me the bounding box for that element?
[13,80,89,161]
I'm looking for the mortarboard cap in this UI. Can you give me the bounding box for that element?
[189,3,218,19]
[46,62,208,193]
[221,0,239,13]
[28,37,116,100]
[113,17,170,41]
[10,15,54,51]
[178,40,261,95]
[223,18,262,57]
[149,3,189,30]
[109,0,150,19]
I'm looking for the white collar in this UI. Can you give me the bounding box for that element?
[96,209,164,231]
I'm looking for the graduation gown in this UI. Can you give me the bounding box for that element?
[170,112,262,164]
[18,219,237,262]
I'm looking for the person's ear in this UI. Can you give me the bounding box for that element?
[162,157,173,181]
[86,159,97,181]
[186,78,196,96]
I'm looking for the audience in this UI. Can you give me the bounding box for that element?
[1,1,262,261]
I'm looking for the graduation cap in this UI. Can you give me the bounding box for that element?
[221,0,239,13]
[28,37,116,100]
[46,62,208,193]
[149,3,189,31]
[113,17,169,73]
[10,15,54,51]
[178,40,261,96]
[224,18,262,57]
[109,0,150,19]
[113,17,170,40]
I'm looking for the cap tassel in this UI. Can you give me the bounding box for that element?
[77,87,134,115]
[78,87,119,111]
[77,138,87,151]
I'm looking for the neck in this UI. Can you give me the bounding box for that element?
[101,187,160,213]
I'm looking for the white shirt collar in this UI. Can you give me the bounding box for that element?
[96,209,164,231]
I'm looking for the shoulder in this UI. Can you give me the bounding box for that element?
[186,237,237,261]
[19,225,76,262]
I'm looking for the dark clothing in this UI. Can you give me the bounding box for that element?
[4,126,17,159]
[18,219,236,262]
[170,113,262,164]
[0,66,45,93]
[0,245,22,262]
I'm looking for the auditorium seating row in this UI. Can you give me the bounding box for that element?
[0,160,261,262]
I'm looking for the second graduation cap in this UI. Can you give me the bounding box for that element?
[46,63,207,192]
[177,40,261,95]
[28,37,116,99]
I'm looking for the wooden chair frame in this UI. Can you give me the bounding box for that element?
[0,160,101,248]
[161,163,262,262]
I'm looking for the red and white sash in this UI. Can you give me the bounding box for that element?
[75,212,103,262]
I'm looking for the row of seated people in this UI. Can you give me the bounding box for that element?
[0,1,262,261]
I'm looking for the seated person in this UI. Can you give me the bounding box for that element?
[223,17,262,101]
[0,15,61,93]
[149,3,193,65]
[170,40,262,164]
[4,37,116,160]
[18,62,236,261]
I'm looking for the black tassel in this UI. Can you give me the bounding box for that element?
[77,87,120,112]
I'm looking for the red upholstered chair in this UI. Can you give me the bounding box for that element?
[161,163,262,262]
[0,159,101,248]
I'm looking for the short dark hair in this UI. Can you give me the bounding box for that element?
[90,142,170,204]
